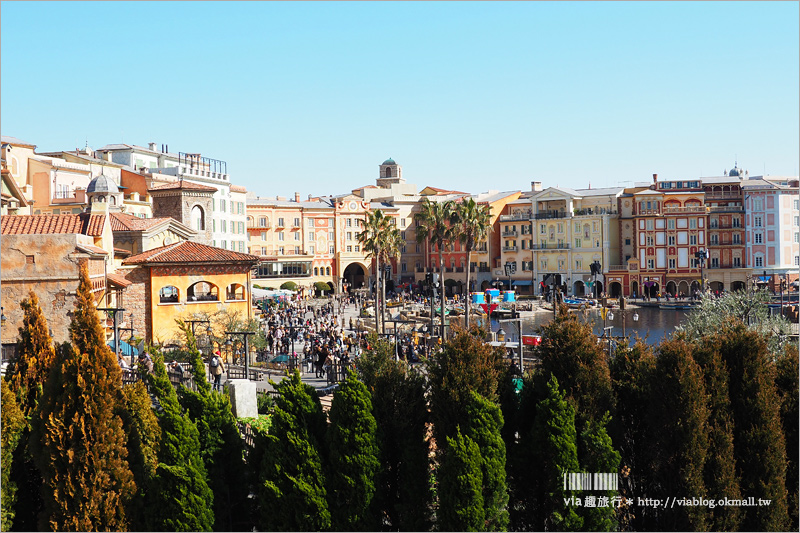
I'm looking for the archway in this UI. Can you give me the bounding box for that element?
[631,281,639,299]
[643,281,659,299]
[710,281,724,292]
[573,280,586,296]
[327,282,336,294]
[609,282,622,298]
[666,281,677,296]
[480,280,491,291]
[731,280,746,292]
[594,280,604,297]
[690,281,700,294]
[678,280,690,297]
[343,263,367,291]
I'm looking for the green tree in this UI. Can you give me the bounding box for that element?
[775,344,799,531]
[259,371,330,531]
[414,197,455,339]
[1,380,25,531]
[437,429,485,532]
[357,209,401,334]
[5,290,56,531]
[147,347,215,531]
[463,390,509,531]
[356,335,431,531]
[537,307,614,429]
[717,324,790,531]
[578,414,621,532]
[647,337,710,531]
[450,197,492,329]
[29,264,136,531]
[326,370,381,531]
[427,327,506,450]
[526,374,582,531]
[280,280,298,291]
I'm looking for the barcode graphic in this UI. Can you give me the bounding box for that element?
[563,472,618,491]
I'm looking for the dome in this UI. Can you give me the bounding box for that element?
[86,174,119,194]
[382,158,396,165]
[728,166,740,177]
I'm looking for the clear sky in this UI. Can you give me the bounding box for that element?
[2,1,798,198]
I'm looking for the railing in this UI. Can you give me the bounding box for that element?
[499,212,532,222]
[533,211,569,220]
[248,223,271,229]
[573,209,619,216]
[455,267,465,273]
[707,206,744,213]
[416,267,426,273]
[704,192,741,199]
[478,266,491,273]
[502,230,518,237]
[608,264,628,271]
[708,224,742,229]
[503,246,518,252]
[445,267,454,273]
[53,190,75,199]
[710,242,743,247]
[663,206,706,214]
[531,243,570,250]
[635,209,661,216]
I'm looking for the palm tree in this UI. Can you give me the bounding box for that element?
[451,197,492,330]
[357,209,400,335]
[414,198,455,341]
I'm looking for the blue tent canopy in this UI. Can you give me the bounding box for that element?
[108,339,139,357]
[512,280,533,286]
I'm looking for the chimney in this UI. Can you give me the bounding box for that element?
[653,173,658,183]
[531,181,542,191]
[295,192,300,202]
[148,142,157,151]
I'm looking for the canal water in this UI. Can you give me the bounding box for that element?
[489,306,690,347]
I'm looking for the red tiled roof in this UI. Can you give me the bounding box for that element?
[76,243,108,255]
[110,212,172,231]
[123,240,261,265]
[1,214,106,236]
[114,247,131,255]
[148,180,217,193]
[106,272,132,287]
[230,184,247,193]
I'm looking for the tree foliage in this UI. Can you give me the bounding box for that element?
[437,428,485,532]
[1,380,25,531]
[29,264,135,531]
[259,371,330,531]
[450,197,492,328]
[326,370,381,531]
[578,414,621,532]
[775,343,799,531]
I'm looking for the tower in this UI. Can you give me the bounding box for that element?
[377,158,404,188]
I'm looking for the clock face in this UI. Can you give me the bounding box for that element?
[349,201,358,211]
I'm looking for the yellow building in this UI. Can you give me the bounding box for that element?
[120,241,260,345]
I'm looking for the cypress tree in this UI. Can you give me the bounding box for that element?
[526,374,583,532]
[775,343,799,531]
[120,380,161,532]
[1,380,25,531]
[326,370,381,531]
[537,308,614,429]
[647,337,710,531]
[29,265,135,531]
[462,390,509,531]
[357,335,431,531]
[717,324,790,531]
[259,370,330,531]
[147,347,215,531]
[692,338,742,531]
[177,322,249,531]
[437,428,485,532]
[6,290,55,531]
[578,414,621,532]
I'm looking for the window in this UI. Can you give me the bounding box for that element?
[239,241,245,252]
[733,257,741,267]
[401,218,406,228]
[347,232,352,241]
[646,219,654,230]
[346,218,352,227]
[294,218,300,227]
[261,232,267,240]
[221,201,226,213]
[309,231,315,240]
[795,233,799,243]
[221,220,227,232]
[795,256,800,266]
[540,224,546,234]
[690,235,697,245]
[239,222,244,234]
[415,244,420,253]
[625,238,631,246]
[668,236,675,245]
[355,245,360,252]
[667,219,675,229]
[575,259,582,270]
[795,216,799,227]
[794,200,799,210]
[278,246,285,254]
[259,217,267,227]
[159,286,179,304]
[689,219,697,229]
[314,267,319,276]
[222,240,227,249]
[710,258,719,268]
[293,231,300,240]
[329,232,334,241]
[754,216,762,227]
[329,245,335,253]
[326,267,331,276]
[187,281,219,302]
[226,283,245,301]
[278,232,284,241]
[307,219,313,227]
[754,233,762,244]
[295,246,301,254]
[309,245,315,254]
[540,259,548,270]
[646,236,654,246]
[669,258,676,269]
[401,262,407,272]
[647,259,655,269]
[755,256,763,267]
[278,217,285,226]
[557,223,563,234]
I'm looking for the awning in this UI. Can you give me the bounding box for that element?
[108,339,139,357]
[512,280,533,286]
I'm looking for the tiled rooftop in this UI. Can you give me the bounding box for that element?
[1,214,106,236]
[110,212,173,231]
[123,240,261,265]
[148,180,217,193]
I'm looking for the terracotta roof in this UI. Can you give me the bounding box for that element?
[230,184,247,193]
[110,212,173,231]
[1,214,106,236]
[422,186,470,195]
[114,247,131,255]
[148,180,217,193]
[123,240,261,265]
[106,272,132,287]
[75,243,108,255]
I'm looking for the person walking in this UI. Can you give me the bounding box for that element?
[210,350,225,392]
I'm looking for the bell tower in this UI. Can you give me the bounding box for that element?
[377,158,404,188]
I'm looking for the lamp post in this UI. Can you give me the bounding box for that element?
[694,249,707,294]
[97,307,124,360]
[605,310,615,357]
[621,310,639,339]
[226,331,255,380]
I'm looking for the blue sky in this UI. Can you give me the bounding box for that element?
[2,1,798,197]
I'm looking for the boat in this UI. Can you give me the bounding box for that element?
[564,298,594,309]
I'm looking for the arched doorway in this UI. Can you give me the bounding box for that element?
[481,280,491,291]
[594,281,604,297]
[731,280,746,292]
[690,281,700,294]
[343,263,367,291]
[327,282,336,294]
[609,282,622,298]
[631,281,639,299]
[644,281,659,298]
[678,280,690,297]
[666,281,677,296]
[709,281,724,292]
[573,280,586,296]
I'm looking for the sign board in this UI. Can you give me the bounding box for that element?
[480,303,498,315]
[522,335,542,346]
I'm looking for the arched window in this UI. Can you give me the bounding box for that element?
[159,285,179,304]
[326,267,331,276]
[110,196,117,205]
[187,281,219,302]
[226,283,245,301]
[192,205,205,231]
[314,267,319,276]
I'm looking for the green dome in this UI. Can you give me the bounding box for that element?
[382,158,396,165]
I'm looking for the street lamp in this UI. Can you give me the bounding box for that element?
[497,327,506,343]
[226,331,256,381]
[97,307,125,360]
[695,249,707,293]
[606,310,615,356]
[1,307,6,327]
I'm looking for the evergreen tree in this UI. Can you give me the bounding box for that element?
[120,380,161,532]
[647,337,710,531]
[716,324,790,531]
[259,371,330,531]
[29,265,135,531]
[326,370,381,531]
[775,343,799,531]
[578,414,621,532]
[6,290,55,531]
[437,428,485,532]
[526,374,583,532]
[462,390,509,531]
[177,323,249,531]
[427,328,506,451]
[692,337,742,531]
[147,347,215,531]
[357,335,431,531]
[1,380,25,531]
[537,308,614,429]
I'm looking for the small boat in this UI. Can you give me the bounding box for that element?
[564,298,593,309]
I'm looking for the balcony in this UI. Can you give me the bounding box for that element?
[531,243,571,250]
[707,206,744,213]
[608,264,628,271]
[573,208,618,217]
[704,192,741,200]
[456,267,465,273]
[709,241,743,247]
[708,224,742,230]
[503,245,518,252]
[502,230,518,237]
[663,206,707,214]
[499,211,532,222]
[534,210,569,220]
[478,266,491,273]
